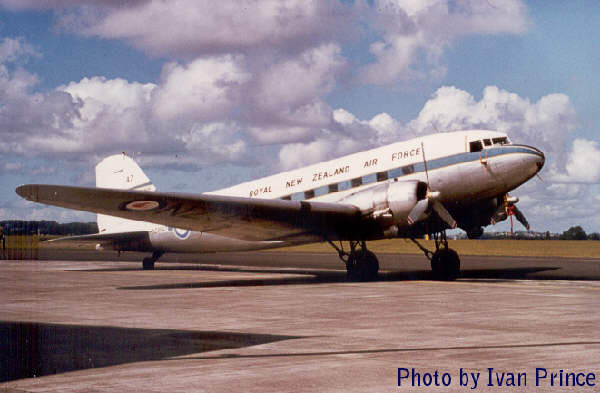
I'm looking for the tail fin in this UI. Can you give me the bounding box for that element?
[96,153,156,192]
[95,154,156,233]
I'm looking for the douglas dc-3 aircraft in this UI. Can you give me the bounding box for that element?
[16,129,544,280]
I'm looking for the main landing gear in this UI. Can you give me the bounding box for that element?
[328,232,460,282]
[328,240,379,281]
[410,231,460,280]
[142,251,164,270]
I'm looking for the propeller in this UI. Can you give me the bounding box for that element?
[407,199,429,225]
[491,194,530,235]
[508,204,530,232]
[407,142,458,230]
[407,191,457,229]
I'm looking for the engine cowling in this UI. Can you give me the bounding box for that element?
[340,180,428,225]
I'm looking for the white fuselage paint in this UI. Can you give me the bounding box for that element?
[145,130,544,253]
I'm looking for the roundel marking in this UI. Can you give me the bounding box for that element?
[173,228,191,240]
[125,200,160,211]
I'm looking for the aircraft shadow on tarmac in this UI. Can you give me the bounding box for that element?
[116,266,563,291]
[186,339,600,361]
[0,321,299,383]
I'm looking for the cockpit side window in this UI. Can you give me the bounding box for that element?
[492,137,508,145]
[469,140,483,152]
[483,139,492,146]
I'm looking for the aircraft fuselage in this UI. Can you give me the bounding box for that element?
[142,130,544,253]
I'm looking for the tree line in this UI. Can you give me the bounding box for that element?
[559,226,600,240]
[1,220,598,240]
[0,220,98,236]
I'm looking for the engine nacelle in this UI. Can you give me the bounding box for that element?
[340,180,428,225]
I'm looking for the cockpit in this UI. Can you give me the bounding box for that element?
[468,136,510,153]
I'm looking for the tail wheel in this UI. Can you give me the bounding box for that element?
[431,248,460,280]
[346,250,379,282]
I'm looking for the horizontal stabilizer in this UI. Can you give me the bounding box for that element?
[46,231,153,252]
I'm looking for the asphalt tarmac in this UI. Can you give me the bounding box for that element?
[2,250,600,392]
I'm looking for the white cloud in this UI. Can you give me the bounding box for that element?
[0,48,250,165]
[153,56,250,122]
[278,134,364,171]
[276,110,408,170]
[252,44,344,113]
[551,138,600,184]
[2,162,23,172]
[57,0,353,57]
[177,122,247,164]
[244,44,346,140]
[360,0,527,84]
[409,85,577,156]
[0,36,38,63]
[0,63,80,155]
[61,76,155,119]
[333,108,407,144]
[0,0,141,10]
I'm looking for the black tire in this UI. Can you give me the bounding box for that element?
[467,227,484,239]
[430,248,460,280]
[142,257,155,270]
[346,250,379,281]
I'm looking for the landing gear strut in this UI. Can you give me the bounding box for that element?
[142,251,164,270]
[410,231,460,280]
[328,240,379,281]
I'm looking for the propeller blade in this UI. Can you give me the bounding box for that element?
[512,205,530,230]
[431,200,457,229]
[407,199,429,225]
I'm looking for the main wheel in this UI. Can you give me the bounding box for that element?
[466,227,484,239]
[142,257,155,270]
[346,250,379,282]
[430,248,460,280]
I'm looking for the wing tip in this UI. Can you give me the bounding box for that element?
[15,184,34,200]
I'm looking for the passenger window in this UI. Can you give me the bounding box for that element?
[281,195,291,200]
[351,177,362,188]
[469,140,483,152]
[376,171,388,182]
[291,192,304,201]
[388,168,403,179]
[402,165,414,175]
[304,189,315,199]
[483,139,492,146]
[314,185,329,197]
[338,180,352,191]
[328,183,338,193]
[362,173,377,185]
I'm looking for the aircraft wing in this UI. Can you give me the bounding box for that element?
[16,184,363,242]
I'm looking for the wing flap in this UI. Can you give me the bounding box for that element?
[16,184,362,241]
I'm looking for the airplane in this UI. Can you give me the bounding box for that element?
[16,129,544,281]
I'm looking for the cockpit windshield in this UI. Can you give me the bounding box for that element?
[492,137,509,145]
[469,136,510,152]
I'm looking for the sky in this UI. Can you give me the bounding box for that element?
[0,0,599,234]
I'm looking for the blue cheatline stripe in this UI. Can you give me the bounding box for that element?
[283,145,542,201]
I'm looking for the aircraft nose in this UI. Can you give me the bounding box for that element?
[534,148,545,171]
